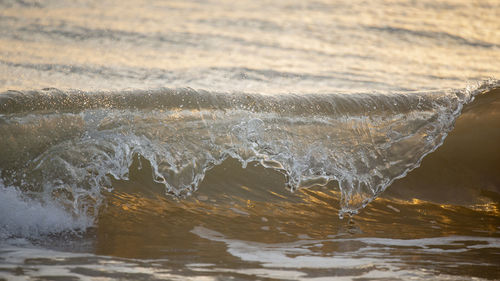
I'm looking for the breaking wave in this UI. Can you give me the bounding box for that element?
[0,79,498,238]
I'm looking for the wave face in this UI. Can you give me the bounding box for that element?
[0,80,498,239]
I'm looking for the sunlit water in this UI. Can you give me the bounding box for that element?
[0,0,499,280]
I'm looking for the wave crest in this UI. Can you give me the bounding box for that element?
[0,80,498,237]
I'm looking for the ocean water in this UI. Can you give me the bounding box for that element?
[0,0,499,280]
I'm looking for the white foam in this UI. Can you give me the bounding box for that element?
[191,226,499,280]
[0,184,92,239]
[191,226,377,269]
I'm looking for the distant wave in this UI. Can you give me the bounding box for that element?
[0,79,498,238]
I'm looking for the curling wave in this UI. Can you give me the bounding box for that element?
[0,80,498,238]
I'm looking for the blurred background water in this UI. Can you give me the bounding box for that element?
[1,0,499,93]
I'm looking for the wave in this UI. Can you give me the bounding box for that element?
[0,79,498,238]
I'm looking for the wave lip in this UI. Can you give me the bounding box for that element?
[0,79,498,238]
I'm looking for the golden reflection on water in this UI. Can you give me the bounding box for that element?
[91,102,500,258]
[85,149,500,280]
[94,157,500,259]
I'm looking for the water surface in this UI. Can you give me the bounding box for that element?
[0,0,499,280]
